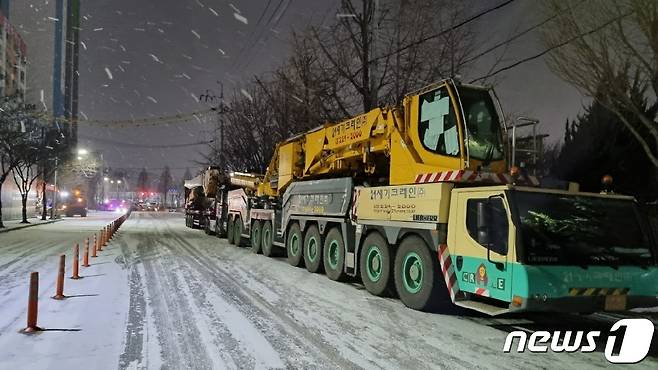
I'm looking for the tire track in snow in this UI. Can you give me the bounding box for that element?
[161,220,359,370]
[131,224,215,370]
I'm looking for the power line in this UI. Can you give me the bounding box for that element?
[35,109,217,128]
[469,9,633,83]
[79,135,214,148]
[373,0,516,64]
[461,0,587,66]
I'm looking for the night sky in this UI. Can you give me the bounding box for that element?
[76,0,586,180]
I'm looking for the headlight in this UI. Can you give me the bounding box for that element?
[77,198,83,203]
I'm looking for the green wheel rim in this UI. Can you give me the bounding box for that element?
[365,246,383,282]
[327,240,340,269]
[290,233,300,256]
[402,252,423,294]
[307,236,318,262]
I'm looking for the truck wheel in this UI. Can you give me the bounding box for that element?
[261,221,275,257]
[233,216,243,246]
[251,221,263,253]
[227,217,235,244]
[323,227,346,281]
[81,211,87,218]
[287,223,304,267]
[394,235,446,311]
[303,225,323,273]
[359,232,394,297]
[215,218,226,238]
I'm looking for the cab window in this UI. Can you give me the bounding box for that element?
[466,198,509,255]
[418,86,460,156]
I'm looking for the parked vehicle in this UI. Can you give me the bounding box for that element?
[191,79,658,315]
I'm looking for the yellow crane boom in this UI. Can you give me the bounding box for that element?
[258,79,508,197]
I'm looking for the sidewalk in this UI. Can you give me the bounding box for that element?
[0,217,62,233]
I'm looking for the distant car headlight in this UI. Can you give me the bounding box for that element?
[77,198,83,203]
[62,205,67,209]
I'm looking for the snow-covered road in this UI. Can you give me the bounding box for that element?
[0,212,656,369]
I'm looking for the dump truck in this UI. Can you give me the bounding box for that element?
[215,79,658,315]
[184,168,261,236]
[184,168,222,231]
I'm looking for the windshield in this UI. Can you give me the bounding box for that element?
[511,191,655,266]
[458,88,505,162]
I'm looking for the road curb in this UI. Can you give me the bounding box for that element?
[0,219,63,234]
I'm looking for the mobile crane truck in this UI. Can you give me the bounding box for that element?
[215,79,658,315]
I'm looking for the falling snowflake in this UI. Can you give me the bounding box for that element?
[233,13,248,25]
[229,3,241,13]
[191,30,201,39]
[240,89,253,102]
[104,67,113,80]
[147,96,158,104]
[148,54,163,63]
[209,7,219,16]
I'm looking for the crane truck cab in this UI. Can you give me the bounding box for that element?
[443,184,658,315]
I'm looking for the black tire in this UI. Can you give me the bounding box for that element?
[251,220,263,253]
[233,216,243,246]
[394,235,448,311]
[215,217,226,238]
[286,223,304,267]
[323,227,347,281]
[303,225,323,273]
[227,217,235,244]
[261,221,275,257]
[359,232,395,297]
[204,217,213,235]
[81,211,87,218]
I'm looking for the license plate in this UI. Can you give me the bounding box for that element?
[604,295,627,311]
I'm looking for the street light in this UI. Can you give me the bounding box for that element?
[77,148,88,155]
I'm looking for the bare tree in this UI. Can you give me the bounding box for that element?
[541,0,658,167]
[159,166,172,207]
[307,0,477,115]
[137,168,149,193]
[12,137,44,224]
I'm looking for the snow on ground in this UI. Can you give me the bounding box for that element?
[0,211,656,369]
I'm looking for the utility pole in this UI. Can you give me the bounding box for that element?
[41,128,47,221]
[51,158,59,219]
[200,82,229,171]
